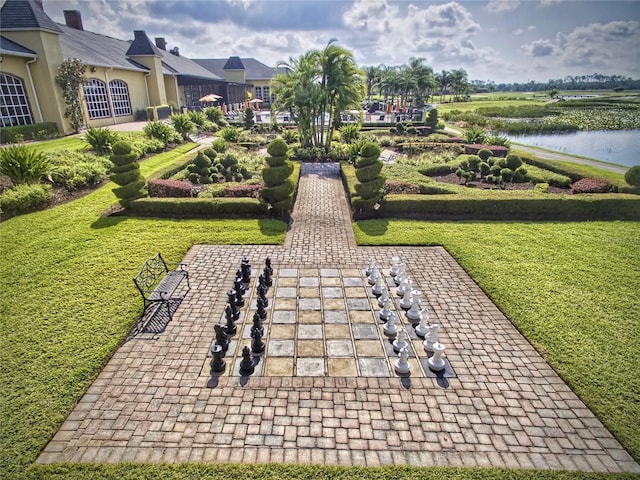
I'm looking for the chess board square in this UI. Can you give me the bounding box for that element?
[270,324,295,339]
[383,337,416,357]
[278,269,298,277]
[349,310,374,324]
[324,310,348,324]
[322,287,343,298]
[299,287,319,297]
[299,298,321,310]
[358,358,389,377]
[242,324,267,339]
[328,358,357,376]
[264,357,294,376]
[272,310,296,324]
[298,340,324,357]
[346,298,371,310]
[343,277,363,287]
[268,339,295,356]
[324,324,351,338]
[299,277,320,287]
[298,310,322,324]
[320,268,340,277]
[355,340,385,357]
[298,324,323,339]
[299,269,318,277]
[296,358,325,376]
[276,287,297,298]
[276,277,298,287]
[419,358,457,378]
[326,339,354,357]
[321,277,341,286]
[274,299,297,310]
[323,299,345,309]
[344,287,365,298]
[342,268,361,277]
[352,324,378,339]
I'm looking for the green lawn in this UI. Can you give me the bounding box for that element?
[354,219,640,462]
[27,135,88,153]
[0,142,287,476]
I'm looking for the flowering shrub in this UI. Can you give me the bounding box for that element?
[224,183,262,198]
[571,177,611,194]
[148,178,192,198]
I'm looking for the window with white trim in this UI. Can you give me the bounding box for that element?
[254,86,262,101]
[0,73,33,127]
[83,78,110,119]
[109,80,132,116]
[262,86,270,103]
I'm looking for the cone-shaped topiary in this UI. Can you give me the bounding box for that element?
[109,141,145,208]
[260,138,294,217]
[353,141,384,214]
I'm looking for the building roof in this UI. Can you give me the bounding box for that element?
[58,24,149,72]
[223,56,244,70]
[125,30,163,57]
[0,0,63,34]
[193,57,288,81]
[0,35,37,58]
[158,48,223,81]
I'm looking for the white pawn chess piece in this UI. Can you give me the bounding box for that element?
[365,257,376,276]
[414,307,430,337]
[394,346,411,374]
[428,342,446,371]
[396,277,411,297]
[389,256,401,276]
[377,287,390,307]
[368,267,380,285]
[379,298,392,321]
[393,327,409,352]
[422,323,440,352]
[372,274,385,295]
[400,287,415,309]
[393,265,406,285]
[383,311,398,335]
[406,291,422,320]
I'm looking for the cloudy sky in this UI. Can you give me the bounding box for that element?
[43,0,640,83]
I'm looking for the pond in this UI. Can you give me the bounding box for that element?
[506,130,640,167]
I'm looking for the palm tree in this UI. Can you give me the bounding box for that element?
[449,68,469,102]
[364,65,381,103]
[435,70,449,102]
[407,57,435,106]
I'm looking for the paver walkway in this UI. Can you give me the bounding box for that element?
[37,163,639,472]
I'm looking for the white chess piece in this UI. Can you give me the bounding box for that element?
[406,291,422,320]
[396,277,411,297]
[368,267,380,285]
[394,265,406,285]
[414,307,430,337]
[393,327,409,352]
[400,287,414,309]
[372,274,385,295]
[365,257,375,276]
[383,311,398,335]
[389,256,401,276]
[394,346,411,374]
[377,287,390,307]
[422,324,440,352]
[428,342,446,371]
[379,298,392,321]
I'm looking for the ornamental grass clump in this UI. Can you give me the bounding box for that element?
[260,138,294,217]
[109,141,145,208]
[353,141,385,213]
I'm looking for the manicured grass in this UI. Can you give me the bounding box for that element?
[27,135,88,153]
[18,463,640,480]
[437,99,546,114]
[0,142,287,475]
[354,219,640,461]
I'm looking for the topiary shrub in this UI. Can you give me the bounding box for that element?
[259,138,294,217]
[477,148,492,161]
[513,166,529,183]
[353,141,384,215]
[500,168,514,183]
[625,165,640,186]
[571,177,612,194]
[505,153,523,170]
[479,162,490,178]
[109,141,145,208]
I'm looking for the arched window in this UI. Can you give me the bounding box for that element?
[83,78,110,119]
[109,79,132,117]
[0,73,33,127]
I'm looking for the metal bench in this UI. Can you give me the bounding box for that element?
[133,253,190,320]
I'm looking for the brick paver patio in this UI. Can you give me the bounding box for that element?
[37,163,639,472]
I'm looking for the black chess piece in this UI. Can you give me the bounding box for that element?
[234,287,245,307]
[263,267,273,287]
[239,346,254,375]
[265,257,272,274]
[241,257,252,284]
[257,283,269,307]
[234,277,246,295]
[224,307,237,335]
[251,312,264,336]
[256,298,267,320]
[210,344,226,373]
[251,328,265,355]
[214,324,229,353]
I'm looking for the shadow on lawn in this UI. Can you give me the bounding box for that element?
[355,218,389,236]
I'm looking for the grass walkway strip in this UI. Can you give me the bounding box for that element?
[354,219,640,462]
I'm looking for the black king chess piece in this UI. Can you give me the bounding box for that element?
[210,344,226,373]
[224,305,237,335]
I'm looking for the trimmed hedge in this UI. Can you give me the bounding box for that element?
[0,122,58,144]
[0,183,51,220]
[147,179,192,198]
[464,144,509,157]
[379,193,640,221]
[129,197,268,217]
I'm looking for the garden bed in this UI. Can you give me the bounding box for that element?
[433,172,570,194]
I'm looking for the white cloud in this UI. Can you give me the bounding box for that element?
[539,0,563,7]
[486,0,521,12]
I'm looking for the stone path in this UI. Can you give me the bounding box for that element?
[37,163,639,472]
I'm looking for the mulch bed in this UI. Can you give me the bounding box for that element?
[433,173,571,194]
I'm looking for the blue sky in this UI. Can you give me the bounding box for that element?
[44,0,640,83]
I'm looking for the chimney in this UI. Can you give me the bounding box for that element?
[34,0,43,9]
[169,46,179,56]
[63,10,84,30]
[155,37,167,50]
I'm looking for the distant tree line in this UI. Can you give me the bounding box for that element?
[471,74,640,93]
